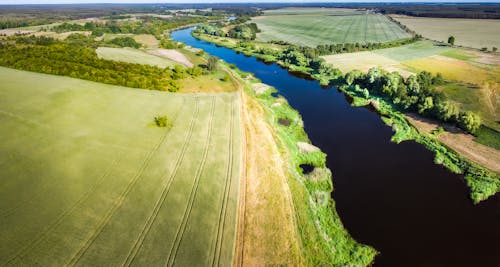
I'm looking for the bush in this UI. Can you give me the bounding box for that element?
[154,115,171,128]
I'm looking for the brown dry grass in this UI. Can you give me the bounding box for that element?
[406,114,500,172]
[236,86,304,266]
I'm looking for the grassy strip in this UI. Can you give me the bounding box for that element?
[231,67,376,266]
[341,85,500,203]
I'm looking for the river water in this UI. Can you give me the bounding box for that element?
[172,28,500,267]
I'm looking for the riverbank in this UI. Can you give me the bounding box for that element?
[225,63,377,265]
[191,31,500,203]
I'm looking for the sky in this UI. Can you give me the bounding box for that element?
[0,0,496,4]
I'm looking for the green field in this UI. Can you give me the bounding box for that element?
[253,8,410,46]
[96,47,177,68]
[0,67,241,266]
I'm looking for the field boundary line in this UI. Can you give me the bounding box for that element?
[1,154,123,266]
[64,98,187,267]
[121,97,200,267]
[165,96,216,267]
[211,97,236,267]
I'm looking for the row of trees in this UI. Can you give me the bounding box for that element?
[345,68,481,133]
[51,16,213,38]
[196,22,260,41]
[0,36,205,92]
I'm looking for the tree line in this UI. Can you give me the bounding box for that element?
[0,36,205,92]
[196,22,260,40]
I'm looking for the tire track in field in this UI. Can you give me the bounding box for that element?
[1,155,123,266]
[64,99,188,267]
[384,16,401,41]
[342,15,357,44]
[210,98,235,267]
[120,96,201,267]
[165,97,216,267]
[364,14,369,44]
[377,15,391,42]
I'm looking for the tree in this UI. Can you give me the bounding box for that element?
[493,47,498,52]
[447,36,455,46]
[435,100,459,122]
[418,96,434,114]
[458,111,481,134]
[207,56,219,71]
[345,70,363,85]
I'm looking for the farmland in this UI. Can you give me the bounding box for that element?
[323,41,499,131]
[253,8,410,47]
[0,67,241,266]
[96,47,177,68]
[391,15,500,49]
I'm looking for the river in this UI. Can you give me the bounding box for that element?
[172,28,500,267]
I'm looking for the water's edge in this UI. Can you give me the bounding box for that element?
[172,27,500,267]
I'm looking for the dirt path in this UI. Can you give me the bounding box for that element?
[406,114,500,172]
[228,68,304,266]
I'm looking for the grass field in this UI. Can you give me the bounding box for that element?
[0,67,241,266]
[391,15,500,49]
[253,8,410,46]
[96,47,177,68]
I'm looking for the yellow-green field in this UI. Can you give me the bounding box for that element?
[96,47,177,68]
[253,8,410,46]
[391,15,500,49]
[0,67,241,266]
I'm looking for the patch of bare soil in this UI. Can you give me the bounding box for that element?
[406,113,500,172]
[251,83,271,95]
[147,49,194,67]
[235,90,304,266]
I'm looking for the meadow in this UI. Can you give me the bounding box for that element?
[96,47,177,68]
[253,8,410,47]
[391,15,500,49]
[0,67,241,266]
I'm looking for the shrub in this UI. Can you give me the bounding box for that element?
[154,115,171,128]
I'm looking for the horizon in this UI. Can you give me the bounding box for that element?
[1,0,499,5]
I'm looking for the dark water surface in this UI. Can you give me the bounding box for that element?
[172,28,500,267]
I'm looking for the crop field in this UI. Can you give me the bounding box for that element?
[96,47,177,68]
[391,15,500,49]
[253,8,410,46]
[0,67,241,266]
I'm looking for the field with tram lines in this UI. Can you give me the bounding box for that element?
[253,8,410,47]
[0,67,241,266]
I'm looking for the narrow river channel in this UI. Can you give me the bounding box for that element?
[172,28,500,266]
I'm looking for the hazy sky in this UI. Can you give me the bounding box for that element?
[0,0,495,4]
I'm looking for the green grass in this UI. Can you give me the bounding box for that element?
[253,9,410,47]
[475,126,500,150]
[373,41,452,62]
[0,67,241,266]
[96,47,177,68]
[440,49,477,61]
